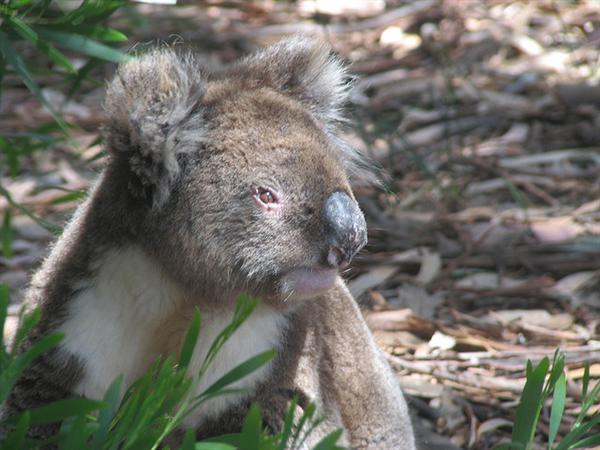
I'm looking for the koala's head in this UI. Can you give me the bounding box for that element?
[103,36,368,307]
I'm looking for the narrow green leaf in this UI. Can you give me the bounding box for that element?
[277,396,298,450]
[581,363,590,400]
[511,357,549,449]
[0,30,66,129]
[55,0,125,26]
[548,373,566,449]
[313,429,344,450]
[2,410,30,450]
[0,52,6,105]
[198,295,258,378]
[570,434,600,448]
[2,209,13,258]
[200,350,276,398]
[50,190,86,205]
[238,404,262,450]
[0,136,20,177]
[7,17,76,73]
[35,28,129,63]
[178,309,201,371]
[9,0,32,7]
[503,178,529,209]
[195,441,237,450]
[0,333,63,402]
[180,429,195,450]
[59,415,97,450]
[544,352,565,396]
[292,403,317,447]
[86,26,127,42]
[89,375,123,449]
[12,332,63,370]
[27,398,106,425]
[10,307,41,356]
[0,284,9,347]
[555,415,600,450]
[0,184,62,234]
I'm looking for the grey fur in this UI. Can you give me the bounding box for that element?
[2,36,416,449]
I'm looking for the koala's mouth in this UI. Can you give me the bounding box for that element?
[279,267,338,301]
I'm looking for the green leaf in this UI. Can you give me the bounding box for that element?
[503,178,529,209]
[556,415,600,450]
[511,357,549,449]
[180,429,195,450]
[494,445,520,450]
[570,434,600,448]
[27,398,106,425]
[0,136,20,177]
[544,351,565,396]
[0,184,62,234]
[313,429,344,450]
[88,26,127,42]
[178,309,201,371]
[238,404,262,450]
[2,410,30,450]
[0,284,9,351]
[194,444,237,450]
[7,16,76,73]
[548,372,566,449]
[0,29,66,129]
[581,363,590,400]
[89,375,123,449]
[292,403,317,447]
[35,28,129,63]
[198,295,258,378]
[0,52,6,105]
[59,415,98,450]
[54,0,126,26]
[9,307,40,356]
[200,350,276,398]
[9,0,32,8]
[50,190,86,205]
[11,332,63,370]
[277,396,298,450]
[1,209,13,258]
[0,333,63,402]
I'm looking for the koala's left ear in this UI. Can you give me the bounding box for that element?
[103,48,206,209]
[234,35,350,129]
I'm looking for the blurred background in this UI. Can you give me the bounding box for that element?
[1,1,600,448]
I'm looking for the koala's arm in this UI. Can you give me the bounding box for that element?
[317,280,416,450]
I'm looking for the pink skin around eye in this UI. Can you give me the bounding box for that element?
[253,188,283,212]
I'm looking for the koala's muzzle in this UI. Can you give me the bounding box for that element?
[323,192,367,268]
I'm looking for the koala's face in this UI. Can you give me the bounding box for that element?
[104,37,368,306]
[166,87,366,304]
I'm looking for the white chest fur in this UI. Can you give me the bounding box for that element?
[58,246,286,425]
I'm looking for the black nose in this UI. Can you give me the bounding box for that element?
[323,192,368,268]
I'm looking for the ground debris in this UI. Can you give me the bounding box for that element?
[2,0,600,448]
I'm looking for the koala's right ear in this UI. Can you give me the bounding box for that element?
[234,36,350,131]
[103,48,205,209]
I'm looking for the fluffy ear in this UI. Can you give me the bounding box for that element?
[103,48,206,208]
[235,36,374,184]
[234,35,350,130]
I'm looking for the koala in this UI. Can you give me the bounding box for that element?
[2,36,416,449]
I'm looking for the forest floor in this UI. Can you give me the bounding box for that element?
[1,1,600,449]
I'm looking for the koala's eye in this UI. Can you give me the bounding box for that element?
[259,190,276,204]
[253,187,280,210]
[255,187,277,204]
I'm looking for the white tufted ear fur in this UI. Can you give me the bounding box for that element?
[233,36,376,184]
[103,48,207,208]
[234,35,351,131]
